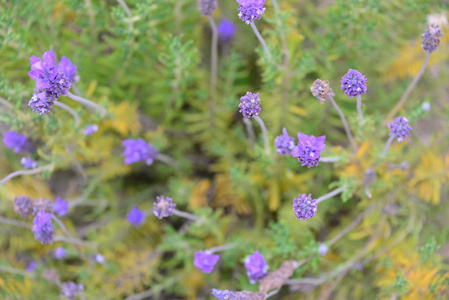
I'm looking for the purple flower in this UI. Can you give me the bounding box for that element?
[340,69,367,98]
[127,206,146,226]
[153,196,176,219]
[28,91,55,115]
[25,260,38,272]
[198,0,217,16]
[21,157,37,169]
[388,116,412,142]
[122,138,159,165]
[274,128,295,156]
[33,198,54,214]
[236,0,266,24]
[3,131,27,153]
[53,198,68,217]
[218,19,236,43]
[291,133,326,168]
[244,250,269,283]
[14,196,34,218]
[421,25,444,53]
[212,289,264,300]
[212,289,234,300]
[194,251,220,273]
[311,79,335,104]
[60,282,83,300]
[94,254,105,264]
[293,194,317,220]
[54,247,66,260]
[32,211,54,244]
[58,56,77,83]
[238,92,261,118]
[318,243,328,256]
[84,124,98,136]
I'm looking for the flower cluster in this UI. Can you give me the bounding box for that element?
[122,138,159,165]
[54,247,66,260]
[236,0,266,25]
[238,92,261,118]
[60,282,84,300]
[84,124,98,136]
[218,19,236,43]
[32,211,54,244]
[53,198,69,217]
[421,25,444,53]
[197,0,217,16]
[153,196,176,219]
[291,133,326,168]
[14,196,34,219]
[21,157,37,169]
[274,128,295,156]
[293,194,317,220]
[194,251,220,273]
[244,250,269,283]
[3,131,27,153]
[28,50,76,114]
[127,206,146,226]
[310,79,335,104]
[340,69,367,98]
[388,116,412,142]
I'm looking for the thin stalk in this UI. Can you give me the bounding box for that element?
[0,97,13,108]
[52,215,74,239]
[53,236,95,248]
[172,209,199,221]
[66,91,106,117]
[356,95,364,122]
[155,153,179,168]
[316,186,346,204]
[243,118,256,148]
[253,116,269,152]
[380,135,395,158]
[207,16,218,96]
[384,52,430,124]
[250,22,272,60]
[0,215,31,229]
[54,102,80,125]
[0,265,35,277]
[320,157,340,163]
[0,163,54,185]
[328,95,357,153]
[207,243,236,254]
[117,0,132,18]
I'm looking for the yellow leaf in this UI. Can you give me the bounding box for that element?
[288,105,306,116]
[190,179,211,208]
[105,102,142,136]
[268,179,280,211]
[86,80,98,97]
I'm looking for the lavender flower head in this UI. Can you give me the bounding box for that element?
[244,250,269,284]
[293,194,317,220]
[94,254,105,264]
[60,282,84,300]
[153,196,176,219]
[21,157,37,169]
[311,79,335,104]
[84,124,98,136]
[54,247,66,260]
[218,19,236,43]
[198,0,217,16]
[53,198,68,217]
[122,138,159,165]
[291,133,326,168]
[194,251,220,273]
[127,206,146,226]
[32,211,54,244]
[421,25,444,53]
[236,0,266,25]
[212,289,264,300]
[239,92,261,118]
[3,131,27,153]
[318,243,328,256]
[28,91,55,115]
[33,198,54,214]
[14,196,34,218]
[340,69,367,98]
[26,260,38,272]
[388,116,412,142]
[274,128,295,156]
[58,56,77,83]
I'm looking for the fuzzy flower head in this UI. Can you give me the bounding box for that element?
[28,91,55,115]
[318,243,328,256]
[33,198,54,214]
[239,92,261,118]
[84,124,98,136]
[218,19,236,43]
[94,254,105,264]
[3,131,27,153]
[291,133,326,168]
[122,138,159,165]
[293,194,317,220]
[153,196,176,219]
[421,25,444,53]
[388,116,412,142]
[58,56,77,83]
[340,69,367,98]
[26,260,38,272]
[311,79,335,104]
[60,282,84,300]
[244,250,269,284]
[54,247,66,260]
[198,0,217,16]
[194,251,220,273]
[53,198,68,217]
[274,127,295,156]
[236,0,266,25]
[32,211,54,244]
[127,206,146,226]
[21,157,37,169]
[14,196,34,219]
